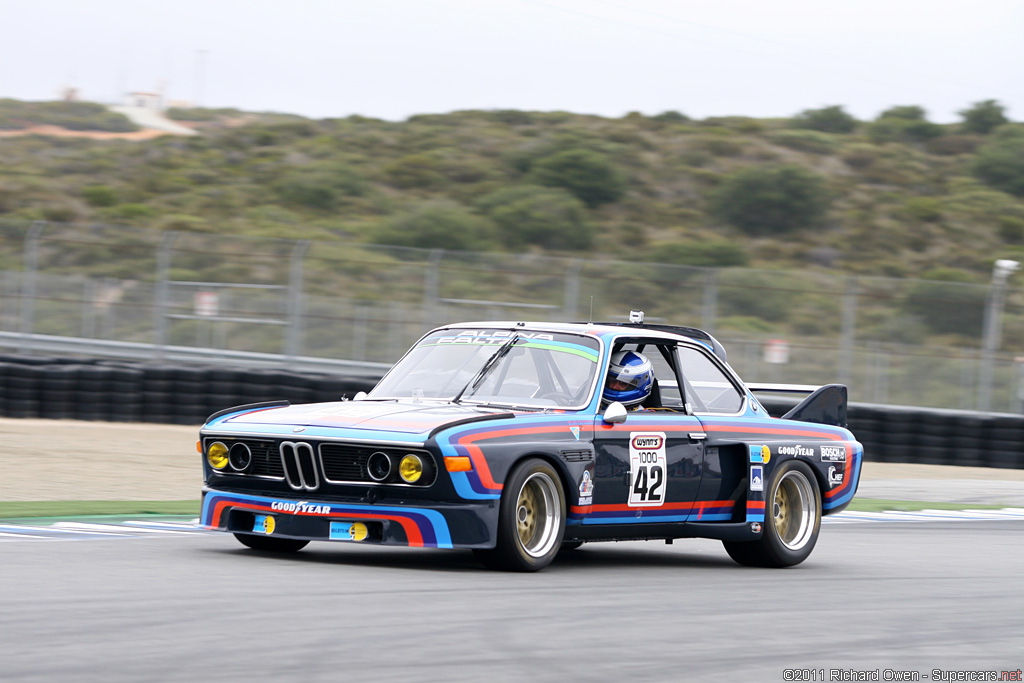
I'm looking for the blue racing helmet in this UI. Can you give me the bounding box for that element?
[603,350,654,407]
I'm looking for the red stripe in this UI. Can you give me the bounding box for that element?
[210,500,425,547]
[586,499,734,513]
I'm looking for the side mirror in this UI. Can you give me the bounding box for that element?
[602,401,627,424]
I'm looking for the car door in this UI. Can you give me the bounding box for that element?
[589,342,706,526]
[674,342,749,523]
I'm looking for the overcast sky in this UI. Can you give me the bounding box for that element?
[1,0,1020,123]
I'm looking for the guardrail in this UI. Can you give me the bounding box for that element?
[758,397,1024,470]
[0,354,1020,468]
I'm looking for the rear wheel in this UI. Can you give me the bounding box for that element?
[724,460,821,568]
[234,533,309,553]
[474,458,565,571]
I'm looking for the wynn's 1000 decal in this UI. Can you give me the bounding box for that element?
[628,432,667,507]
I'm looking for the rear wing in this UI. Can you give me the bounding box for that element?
[747,383,848,428]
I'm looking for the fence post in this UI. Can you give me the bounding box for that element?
[154,231,178,358]
[701,268,719,335]
[424,248,443,330]
[286,240,311,360]
[563,258,582,320]
[18,221,45,353]
[978,260,1019,411]
[838,277,858,386]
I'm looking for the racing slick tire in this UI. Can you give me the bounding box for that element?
[474,458,566,572]
[723,460,821,568]
[233,533,309,553]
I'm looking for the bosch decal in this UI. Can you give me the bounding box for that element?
[253,514,275,534]
[629,432,667,507]
[820,446,847,462]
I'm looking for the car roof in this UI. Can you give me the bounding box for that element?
[437,320,728,361]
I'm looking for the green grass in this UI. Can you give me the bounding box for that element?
[0,497,1011,521]
[0,500,199,519]
[845,498,1006,513]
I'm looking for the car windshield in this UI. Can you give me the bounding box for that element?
[369,328,601,409]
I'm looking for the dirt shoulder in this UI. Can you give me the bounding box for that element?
[1,418,1022,503]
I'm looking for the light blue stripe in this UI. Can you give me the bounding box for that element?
[449,472,501,500]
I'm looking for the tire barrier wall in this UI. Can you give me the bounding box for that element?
[1,355,1021,469]
[758,397,1024,470]
[0,355,379,426]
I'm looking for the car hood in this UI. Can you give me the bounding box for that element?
[214,400,513,436]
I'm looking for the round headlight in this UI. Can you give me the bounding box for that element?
[228,442,252,472]
[367,452,392,482]
[399,454,423,483]
[207,441,229,470]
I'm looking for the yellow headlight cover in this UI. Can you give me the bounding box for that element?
[399,454,423,483]
[207,441,229,470]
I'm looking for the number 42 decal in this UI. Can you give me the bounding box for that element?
[628,432,667,507]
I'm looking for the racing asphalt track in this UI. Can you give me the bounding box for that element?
[1,521,1022,682]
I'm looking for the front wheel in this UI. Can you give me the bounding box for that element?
[234,533,309,553]
[474,458,566,572]
[723,460,821,568]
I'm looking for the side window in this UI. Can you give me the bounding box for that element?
[676,345,743,414]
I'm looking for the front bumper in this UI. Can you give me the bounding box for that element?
[201,488,496,549]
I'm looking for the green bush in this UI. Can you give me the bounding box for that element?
[710,165,831,235]
[528,149,627,208]
[902,197,943,223]
[648,240,749,267]
[959,100,1009,135]
[769,130,839,154]
[904,269,986,336]
[0,100,139,132]
[273,165,366,210]
[82,185,118,207]
[998,216,1024,243]
[477,185,592,250]
[371,200,497,250]
[651,110,690,123]
[791,105,858,133]
[384,154,445,189]
[167,107,243,122]
[868,106,943,143]
[973,129,1024,197]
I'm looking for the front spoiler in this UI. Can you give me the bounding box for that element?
[201,489,497,549]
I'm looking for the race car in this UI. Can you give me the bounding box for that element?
[199,314,862,571]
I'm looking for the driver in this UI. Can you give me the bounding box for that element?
[602,350,654,408]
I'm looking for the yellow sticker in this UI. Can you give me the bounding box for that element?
[264,516,276,535]
[350,522,368,541]
[761,445,771,465]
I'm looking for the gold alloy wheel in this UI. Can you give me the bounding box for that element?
[515,472,560,558]
[772,469,815,551]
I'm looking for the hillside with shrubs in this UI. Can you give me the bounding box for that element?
[1,98,1022,286]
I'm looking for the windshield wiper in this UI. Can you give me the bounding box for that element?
[451,335,519,405]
